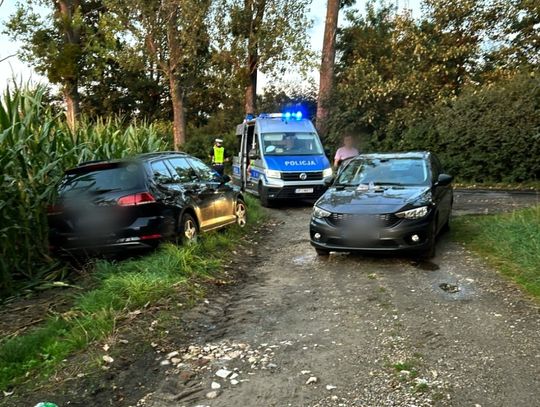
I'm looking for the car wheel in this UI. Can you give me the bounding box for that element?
[315,248,330,256]
[235,199,247,228]
[422,220,437,258]
[179,213,198,245]
[441,216,450,233]
[258,183,272,207]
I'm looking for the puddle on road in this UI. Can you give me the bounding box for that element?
[439,282,460,293]
[292,253,317,265]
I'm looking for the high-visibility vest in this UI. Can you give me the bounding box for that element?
[213,146,225,164]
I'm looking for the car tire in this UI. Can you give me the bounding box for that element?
[441,216,450,233]
[258,183,273,207]
[422,220,437,259]
[235,199,247,228]
[178,213,198,245]
[315,248,330,256]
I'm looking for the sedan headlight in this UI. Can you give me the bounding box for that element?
[265,169,281,179]
[313,206,331,219]
[323,167,333,178]
[396,206,429,219]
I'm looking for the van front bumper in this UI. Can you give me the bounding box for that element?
[262,184,327,200]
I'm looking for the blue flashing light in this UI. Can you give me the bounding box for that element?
[284,112,292,120]
[294,111,303,120]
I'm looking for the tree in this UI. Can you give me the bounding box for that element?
[214,0,313,115]
[105,0,211,149]
[5,0,105,130]
[316,0,340,138]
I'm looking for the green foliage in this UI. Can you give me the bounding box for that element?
[452,206,540,298]
[0,85,168,295]
[328,0,540,183]
[0,195,265,391]
[390,72,540,182]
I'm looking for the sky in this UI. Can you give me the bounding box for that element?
[0,0,422,93]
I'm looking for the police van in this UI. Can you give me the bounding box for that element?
[232,111,333,206]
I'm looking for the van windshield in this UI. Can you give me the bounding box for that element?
[261,132,324,156]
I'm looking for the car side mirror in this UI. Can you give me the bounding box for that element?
[324,176,335,187]
[435,173,453,186]
[248,149,260,160]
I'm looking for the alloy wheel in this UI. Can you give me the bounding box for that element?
[236,201,247,228]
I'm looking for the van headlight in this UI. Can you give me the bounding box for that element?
[323,167,333,178]
[396,206,429,219]
[265,169,281,179]
[313,206,331,219]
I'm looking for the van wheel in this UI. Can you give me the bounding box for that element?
[258,183,272,207]
[178,213,198,245]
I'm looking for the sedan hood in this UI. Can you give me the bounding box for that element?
[317,186,431,215]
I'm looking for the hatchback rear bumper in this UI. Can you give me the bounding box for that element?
[49,215,166,254]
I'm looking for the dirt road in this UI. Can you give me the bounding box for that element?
[132,190,539,407]
[6,190,539,407]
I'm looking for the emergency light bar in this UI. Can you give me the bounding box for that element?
[258,111,303,121]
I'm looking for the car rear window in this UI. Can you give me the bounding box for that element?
[59,163,143,195]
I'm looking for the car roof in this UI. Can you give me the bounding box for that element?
[71,151,190,172]
[353,151,431,160]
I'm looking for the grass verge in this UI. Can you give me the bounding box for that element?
[451,205,540,298]
[0,195,265,391]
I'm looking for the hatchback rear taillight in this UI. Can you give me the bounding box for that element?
[117,192,156,206]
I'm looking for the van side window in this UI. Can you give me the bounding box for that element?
[151,160,174,184]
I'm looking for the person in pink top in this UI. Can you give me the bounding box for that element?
[334,135,359,168]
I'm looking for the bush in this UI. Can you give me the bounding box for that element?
[376,72,540,182]
[0,85,168,295]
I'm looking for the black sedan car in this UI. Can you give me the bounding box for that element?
[48,152,247,255]
[310,152,453,257]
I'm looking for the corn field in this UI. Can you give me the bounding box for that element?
[0,86,168,295]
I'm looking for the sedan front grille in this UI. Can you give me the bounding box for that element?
[328,213,400,228]
[282,171,323,181]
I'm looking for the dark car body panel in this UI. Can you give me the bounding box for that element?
[48,153,243,255]
[310,152,453,254]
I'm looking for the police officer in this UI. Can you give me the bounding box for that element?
[210,138,226,176]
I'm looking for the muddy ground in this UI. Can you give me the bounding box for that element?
[2,190,539,407]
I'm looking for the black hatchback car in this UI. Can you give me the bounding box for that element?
[48,152,247,254]
[310,152,453,257]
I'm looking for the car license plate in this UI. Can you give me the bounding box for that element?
[295,188,314,194]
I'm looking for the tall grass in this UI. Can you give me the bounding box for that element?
[452,206,540,297]
[0,85,168,295]
[0,195,265,391]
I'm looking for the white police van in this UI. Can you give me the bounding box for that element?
[232,111,333,206]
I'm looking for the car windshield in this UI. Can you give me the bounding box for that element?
[261,132,324,156]
[59,163,143,196]
[336,157,430,187]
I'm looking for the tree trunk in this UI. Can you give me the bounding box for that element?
[244,51,258,114]
[316,0,340,138]
[63,81,80,132]
[56,0,82,130]
[169,75,186,150]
